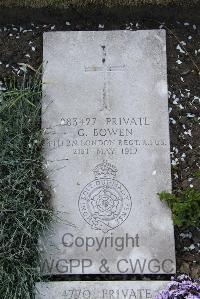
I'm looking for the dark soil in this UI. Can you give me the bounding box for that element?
[0,6,199,279]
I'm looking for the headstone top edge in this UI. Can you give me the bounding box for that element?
[36,280,170,285]
[43,29,166,37]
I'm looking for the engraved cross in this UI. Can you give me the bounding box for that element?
[85,45,125,111]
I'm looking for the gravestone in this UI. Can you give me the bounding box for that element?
[40,30,176,276]
[35,281,168,299]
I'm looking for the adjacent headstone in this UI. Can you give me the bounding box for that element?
[40,30,176,275]
[35,281,169,299]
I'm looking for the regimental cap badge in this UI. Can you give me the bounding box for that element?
[79,160,132,232]
[93,160,118,179]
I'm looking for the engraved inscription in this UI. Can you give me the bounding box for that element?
[45,115,168,159]
[62,287,154,299]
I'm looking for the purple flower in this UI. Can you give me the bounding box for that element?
[155,275,200,299]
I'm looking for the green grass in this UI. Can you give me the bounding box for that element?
[0,73,53,299]
[0,0,199,8]
[159,177,200,229]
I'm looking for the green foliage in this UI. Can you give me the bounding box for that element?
[194,170,200,178]
[0,74,53,298]
[159,185,200,229]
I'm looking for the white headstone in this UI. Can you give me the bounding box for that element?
[35,281,169,299]
[40,30,176,275]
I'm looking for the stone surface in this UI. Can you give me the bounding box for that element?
[35,281,169,299]
[40,30,176,275]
